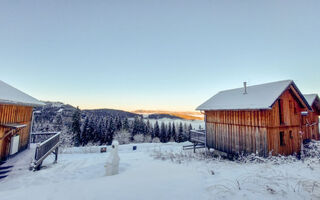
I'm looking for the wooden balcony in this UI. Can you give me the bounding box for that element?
[190,129,206,144]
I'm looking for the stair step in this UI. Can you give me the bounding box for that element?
[0,161,6,166]
[0,166,13,170]
[0,175,8,180]
[0,170,10,175]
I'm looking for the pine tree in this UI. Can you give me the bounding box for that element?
[172,123,176,142]
[71,107,81,147]
[178,122,184,143]
[184,123,188,134]
[145,120,152,136]
[106,118,115,144]
[81,117,90,145]
[95,119,103,144]
[188,124,193,141]
[87,118,96,143]
[55,114,63,131]
[160,122,167,143]
[115,116,122,131]
[101,118,109,144]
[132,117,139,136]
[122,118,129,130]
[154,121,160,138]
[167,122,172,141]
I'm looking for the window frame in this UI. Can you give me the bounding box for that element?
[280,131,285,146]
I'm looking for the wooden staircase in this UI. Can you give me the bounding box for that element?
[30,132,60,171]
[0,161,13,180]
[183,130,206,152]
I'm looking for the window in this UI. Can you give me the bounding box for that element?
[280,131,285,146]
[278,99,284,125]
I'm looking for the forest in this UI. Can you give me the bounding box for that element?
[71,107,194,146]
[33,104,197,147]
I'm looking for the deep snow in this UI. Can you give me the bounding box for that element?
[1,142,320,200]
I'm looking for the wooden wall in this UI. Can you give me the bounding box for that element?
[302,104,320,141]
[205,110,268,156]
[266,89,303,155]
[205,88,306,156]
[0,104,33,160]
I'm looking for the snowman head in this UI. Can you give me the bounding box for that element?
[111,140,119,151]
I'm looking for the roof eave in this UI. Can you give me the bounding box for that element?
[0,100,45,107]
[290,82,312,111]
[196,107,272,111]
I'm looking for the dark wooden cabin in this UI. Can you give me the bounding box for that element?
[0,80,44,160]
[197,80,312,156]
[303,94,320,141]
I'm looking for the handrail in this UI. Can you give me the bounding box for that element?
[37,132,60,148]
[35,132,60,161]
[190,129,206,144]
[30,132,58,143]
[31,132,58,135]
[31,132,60,170]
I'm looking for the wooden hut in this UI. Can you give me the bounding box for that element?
[303,94,320,141]
[196,80,311,156]
[0,80,44,160]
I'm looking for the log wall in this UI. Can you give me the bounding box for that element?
[302,105,320,141]
[266,89,303,155]
[0,104,33,160]
[205,88,306,156]
[206,110,269,156]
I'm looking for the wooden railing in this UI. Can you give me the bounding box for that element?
[31,132,60,171]
[183,129,206,152]
[190,129,206,144]
[31,132,57,143]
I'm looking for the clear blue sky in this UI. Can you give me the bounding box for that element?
[0,0,319,111]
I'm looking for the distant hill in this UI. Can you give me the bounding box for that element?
[33,101,141,132]
[82,109,139,119]
[148,114,182,120]
[134,110,204,120]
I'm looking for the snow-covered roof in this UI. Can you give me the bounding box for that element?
[0,80,45,107]
[304,94,320,113]
[304,94,317,106]
[197,80,310,111]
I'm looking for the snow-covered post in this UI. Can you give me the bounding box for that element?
[299,130,305,161]
[105,140,120,176]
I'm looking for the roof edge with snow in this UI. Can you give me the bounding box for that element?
[197,80,311,111]
[304,94,320,113]
[0,80,45,107]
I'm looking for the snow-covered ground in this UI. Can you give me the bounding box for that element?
[1,142,320,200]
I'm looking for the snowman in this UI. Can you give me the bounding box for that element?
[105,140,120,176]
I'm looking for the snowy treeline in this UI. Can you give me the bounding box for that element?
[71,108,194,146]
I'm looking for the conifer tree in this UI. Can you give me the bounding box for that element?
[55,114,63,131]
[178,122,184,143]
[105,118,114,144]
[188,124,193,141]
[160,122,167,142]
[132,117,139,136]
[71,107,81,147]
[172,122,176,142]
[122,118,129,130]
[87,118,96,143]
[145,120,152,136]
[95,119,103,144]
[154,121,160,138]
[167,122,172,141]
[81,117,90,145]
[115,116,122,131]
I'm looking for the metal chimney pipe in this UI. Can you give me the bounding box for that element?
[243,82,247,94]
